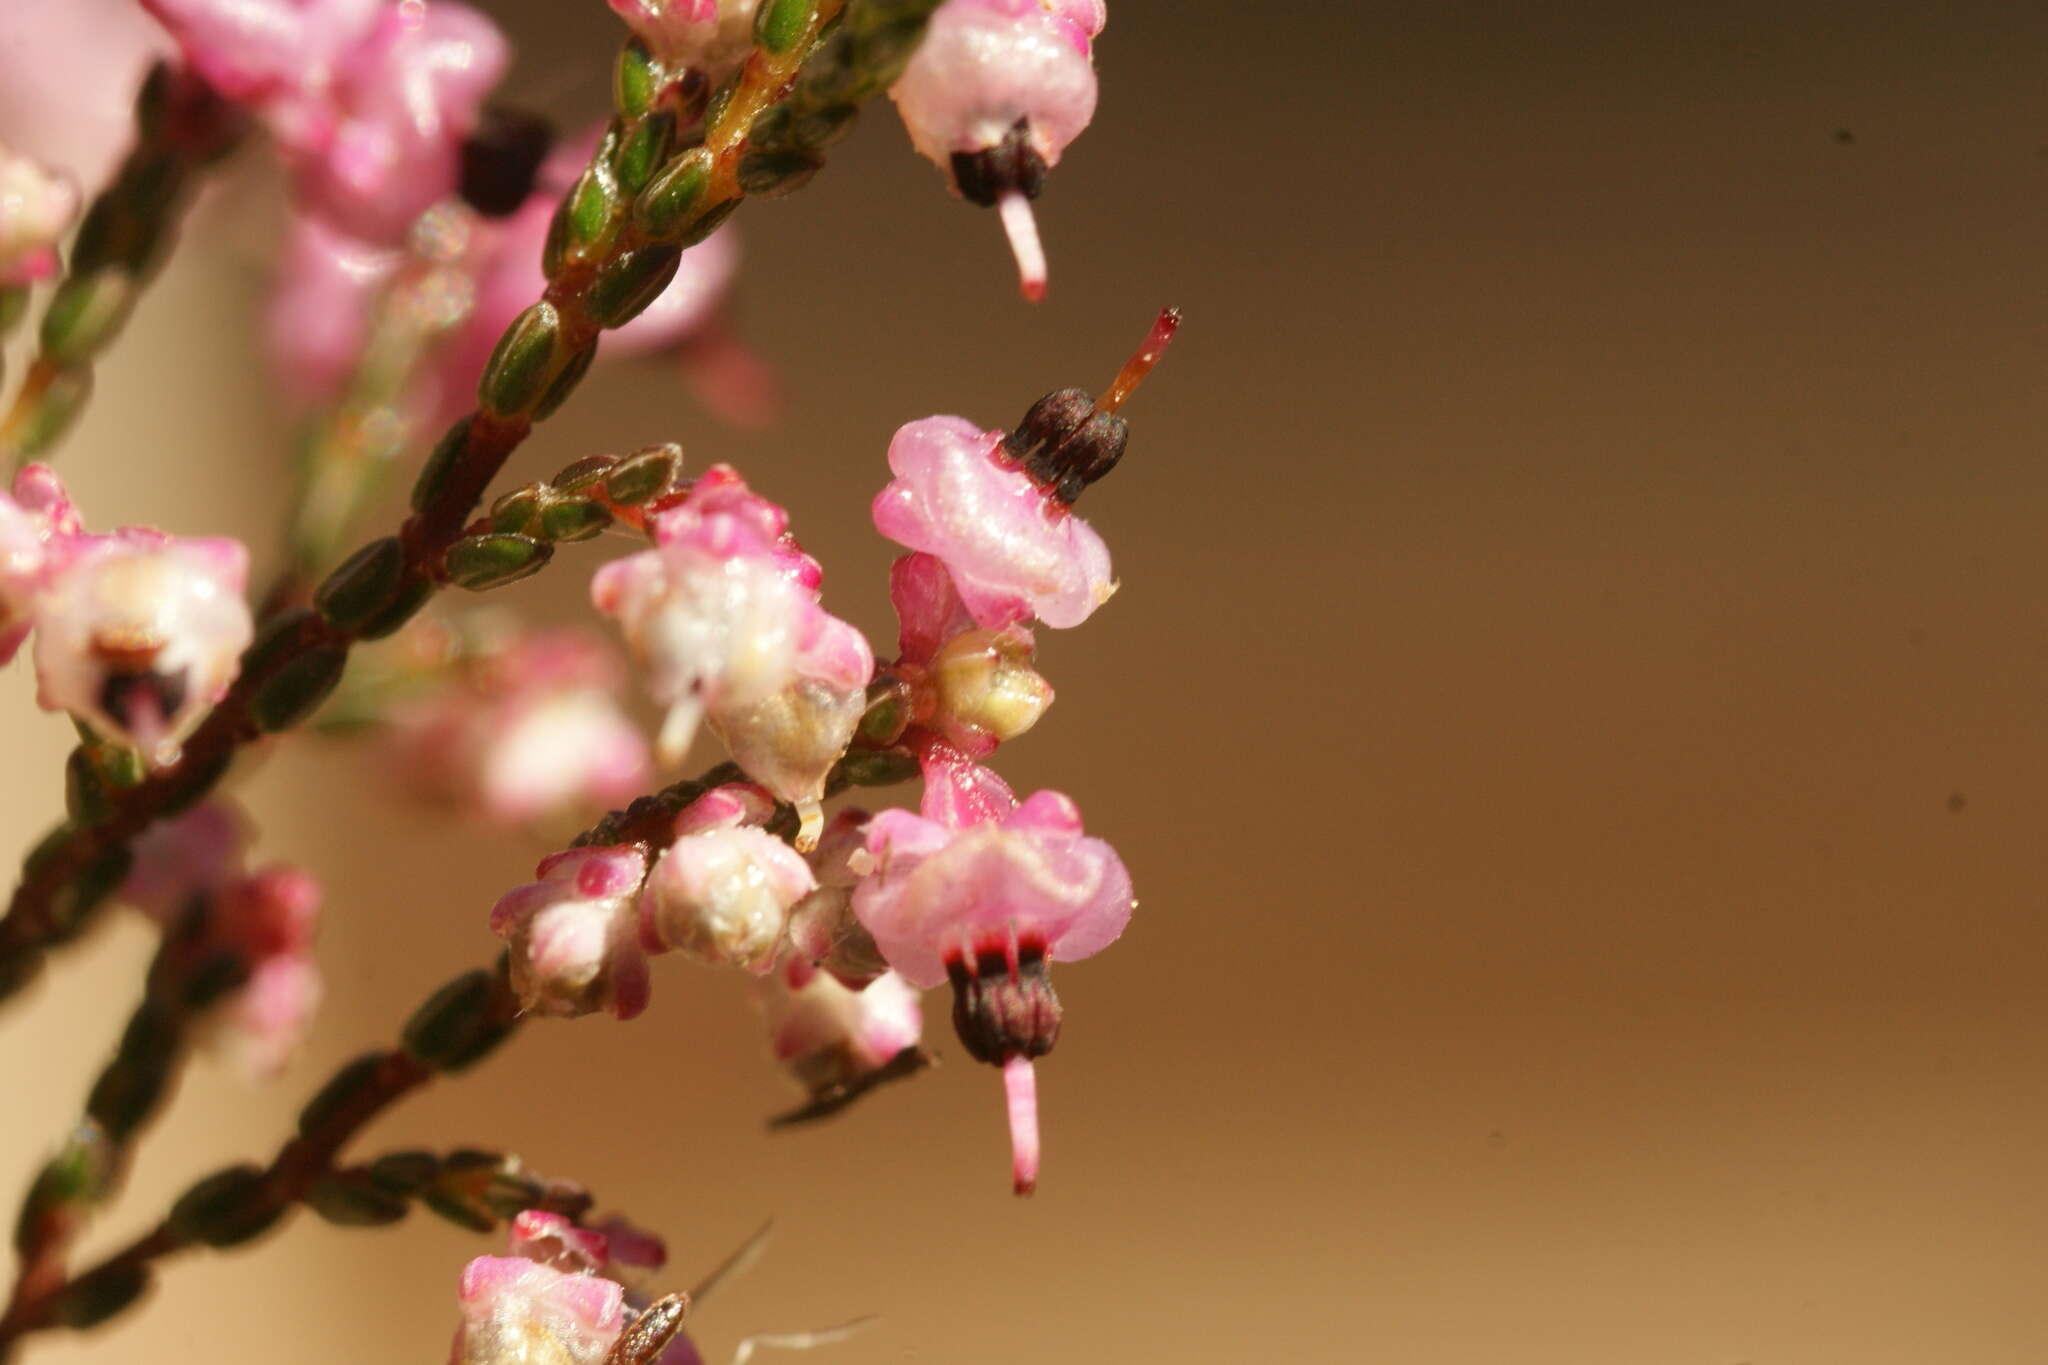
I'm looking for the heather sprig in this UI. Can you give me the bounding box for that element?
[0,64,243,468]
[0,2,945,1004]
[0,0,1173,1357]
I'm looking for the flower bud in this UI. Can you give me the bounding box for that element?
[492,847,651,1020]
[0,140,81,287]
[928,626,1052,747]
[640,825,814,973]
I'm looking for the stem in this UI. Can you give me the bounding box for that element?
[0,963,514,1357]
[0,63,243,469]
[0,741,905,1355]
[0,3,943,1003]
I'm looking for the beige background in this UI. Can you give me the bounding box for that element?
[5,1,2048,1361]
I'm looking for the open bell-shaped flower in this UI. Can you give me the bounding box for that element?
[852,748,1132,1194]
[871,309,1178,632]
[889,0,1105,299]
[31,533,254,766]
[0,465,86,664]
[492,845,653,1020]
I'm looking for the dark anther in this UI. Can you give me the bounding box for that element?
[1002,387,1129,504]
[459,107,557,218]
[949,118,1048,207]
[948,943,1062,1065]
[98,666,189,729]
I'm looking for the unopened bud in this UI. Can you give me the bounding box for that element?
[929,627,1052,744]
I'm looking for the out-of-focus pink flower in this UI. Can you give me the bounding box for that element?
[607,0,760,80]
[889,0,1104,299]
[117,806,323,1077]
[0,138,80,287]
[873,415,1112,630]
[854,783,1130,991]
[209,866,322,1076]
[0,0,169,191]
[595,468,872,842]
[492,845,653,1020]
[30,527,253,767]
[284,3,508,244]
[263,210,404,411]
[639,784,815,973]
[384,626,651,827]
[852,753,1131,1194]
[122,802,245,924]
[0,464,86,664]
[137,0,381,118]
[453,1253,626,1365]
[765,958,922,1098]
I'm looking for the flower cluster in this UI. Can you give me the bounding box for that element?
[120,802,323,1076]
[495,310,1175,1192]
[0,465,252,766]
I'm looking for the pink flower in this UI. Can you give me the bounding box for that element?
[0,1,170,191]
[138,0,379,106]
[284,3,509,245]
[854,786,1130,990]
[491,845,653,1020]
[594,468,872,841]
[121,802,246,923]
[0,138,80,287]
[765,959,922,1098]
[453,1214,682,1365]
[872,415,1112,630]
[0,464,87,664]
[383,626,651,827]
[889,0,1105,299]
[607,0,761,80]
[852,756,1132,1193]
[453,1254,625,1365]
[209,866,323,1076]
[870,309,1180,632]
[263,210,404,411]
[117,807,323,1077]
[639,784,815,973]
[30,528,254,767]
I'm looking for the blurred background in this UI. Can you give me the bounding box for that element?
[5,0,2048,1361]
